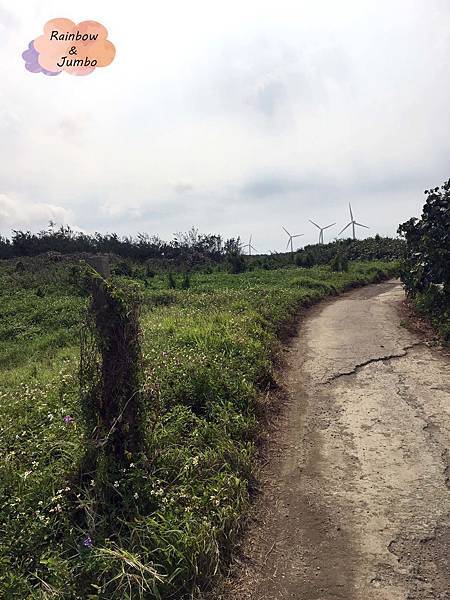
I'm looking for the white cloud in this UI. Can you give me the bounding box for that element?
[0,0,449,249]
[173,181,194,194]
[0,194,74,234]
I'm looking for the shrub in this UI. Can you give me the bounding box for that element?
[227,253,246,274]
[182,272,191,289]
[295,251,314,268]
[113,261,133,277]
[167,272,177,289]
[329,251,349,272]
[398,179,450,340]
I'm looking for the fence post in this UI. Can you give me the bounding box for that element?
[86,255,111,279]
[80,258,145,479]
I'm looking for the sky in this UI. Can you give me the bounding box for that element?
[0,0,449,252]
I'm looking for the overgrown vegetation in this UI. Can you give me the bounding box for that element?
[0,223,404,275]
[0,257,398,598]
[242,235,404,271]
[0,225,241,269]
[80,272,146,491]
[329,249,349,272]
[398,179,450,341]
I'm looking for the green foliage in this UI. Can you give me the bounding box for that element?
[0,261,85,369]
[181,272,191,290]
[80,275,146,477]
[145,265,156,278]
[112,261,133,277]
[240,236,405,271]
[227,252,246,274]
[167,272,177,289]
[398,179,450,340]
[329,250,349,272]
[295,236,405,266]
[295,251,314,268]
[0,225,243,271]
[0,259,399,597]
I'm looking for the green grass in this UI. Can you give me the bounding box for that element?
[408,286,450,342]
[0,259,399,598]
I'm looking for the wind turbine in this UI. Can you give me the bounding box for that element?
[338,203,369,240]
[282,226,304,258]
[309,220,336,244]
[241,234,257,256]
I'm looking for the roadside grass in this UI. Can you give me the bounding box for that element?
[411,288,450,342]
[0,260,398,598]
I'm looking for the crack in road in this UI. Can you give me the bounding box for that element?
[322,341,426,384]
[443,449,450,491]
[218,281,450,600]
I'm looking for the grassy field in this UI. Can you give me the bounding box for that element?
[0,259,398,599]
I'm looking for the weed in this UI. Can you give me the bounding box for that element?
[0,259,399,597]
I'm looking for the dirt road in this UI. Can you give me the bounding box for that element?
[221,280,450,600]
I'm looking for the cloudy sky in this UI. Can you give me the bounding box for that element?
[0,1,449,251]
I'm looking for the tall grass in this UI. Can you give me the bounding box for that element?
[0,260,398,598]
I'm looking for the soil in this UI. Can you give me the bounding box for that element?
[215,280,450,600]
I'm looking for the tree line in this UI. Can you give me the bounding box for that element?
[0,225,242,263]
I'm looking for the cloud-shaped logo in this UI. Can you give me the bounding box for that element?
[22,18,115,76]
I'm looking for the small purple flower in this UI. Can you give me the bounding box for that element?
[83,536,93,548]
[63,415,74,424]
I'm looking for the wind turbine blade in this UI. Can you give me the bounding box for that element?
[309,220,320,229]
[338,222,352,235]
[286,239,291,250]
[292,234,304,238]
[249,234,252,244]
[355,222,369,229]
[323,222,336,229]
[349,203,353,220]
[282,226,291,236]
[250,245,257,252]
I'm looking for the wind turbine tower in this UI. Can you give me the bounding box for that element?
[309,220,336,244]
[282,226,304,258]
[242,234,257,256]
[338,203,369,240]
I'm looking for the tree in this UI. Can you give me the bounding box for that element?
[398,180,450,296]
[398,179,450,340]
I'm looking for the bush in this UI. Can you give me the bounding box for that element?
[227,253,246,274]
[294,236,405,268]
[398,179,450,340]
[181,272,191,289]
[329,251,349,272]
[167,272,177,289]
[113,261,133,277]
[295,251,314,268]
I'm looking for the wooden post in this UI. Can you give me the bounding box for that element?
[86,255,111,279]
